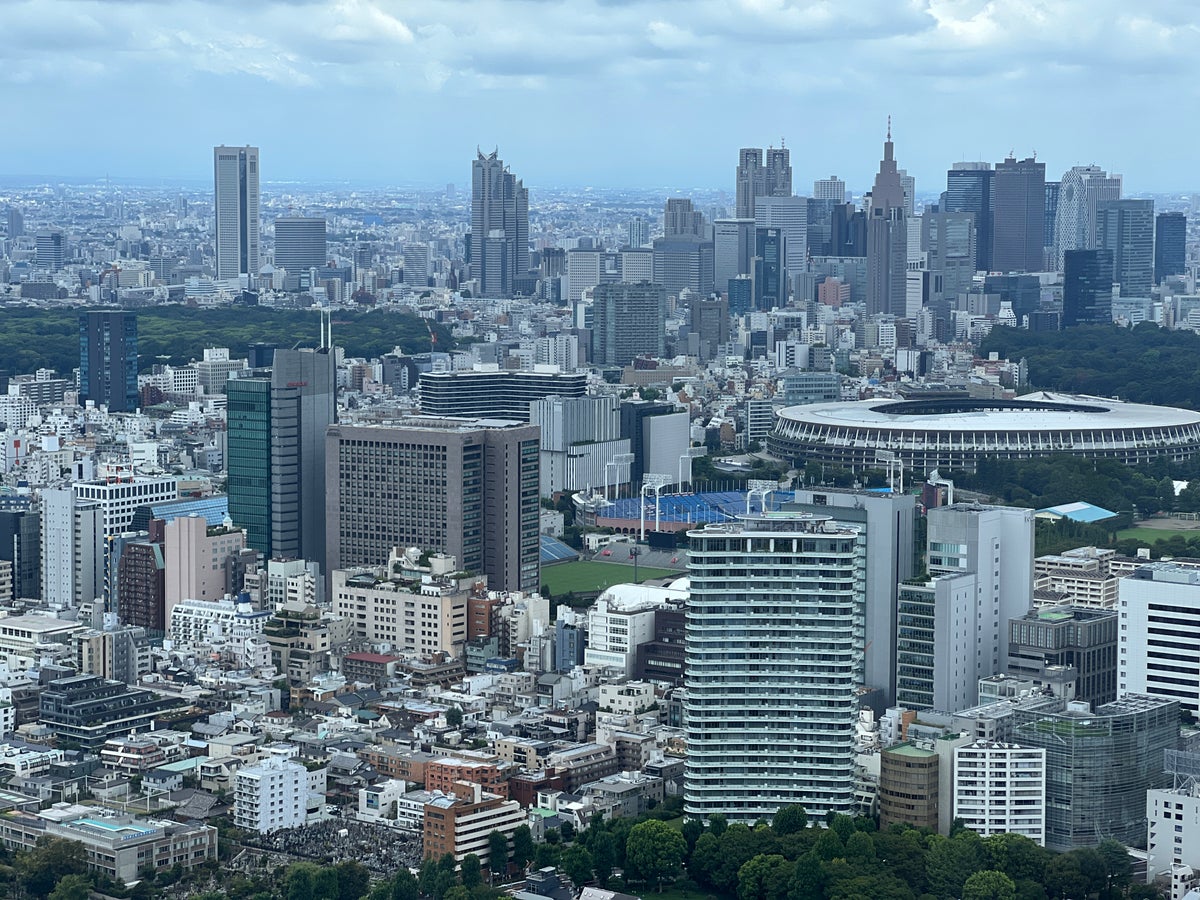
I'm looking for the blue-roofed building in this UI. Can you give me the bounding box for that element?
[1035,502,1118,524]
[540,534,580,566]
[131,495,229,531]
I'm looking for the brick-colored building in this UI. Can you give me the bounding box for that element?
[426,757,512,799]
[423,781,525,864]
[360,747,434,785]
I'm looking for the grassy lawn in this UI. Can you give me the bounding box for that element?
[540,560,678,596]
[1115,525,1200,544]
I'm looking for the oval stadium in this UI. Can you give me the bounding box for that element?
[767,391,1200,473]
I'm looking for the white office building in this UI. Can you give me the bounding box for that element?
[1146,751,1200,900]
[685,512,865,822]
[953,741,1047,844]
[584,585,673,676]
[73,476,180,538]
[1119,563,1200,717]
[214,145,260,281]
[40,490,104,610]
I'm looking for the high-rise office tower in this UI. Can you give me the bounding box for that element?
[736,146,791,218]
[36,230,64,270]
[713,218,756,295]
[627,216,648,248]
[685,512,865,822]
[785,488,917,705]
[755,195,808,275]
[1155,212,1186,284]
[653,199,714,296]
[1095,199,1154,298]
[273,216,326,277]
[897,504,1034,712]
[898,169,916,217]
[943,162,994,271]
[213,145,260,281]
[1053,165,1121,269]
[992,156,1046,273]
[592,282,667,366]
[1044,182,1060,266]
[806,198,836,258]
[922,209,977,302]
[226,345,336,566]
[832,202,867,257]
[79,310,138,413]
[403,243,432,286]
[664,198,705,238]
[471,149,529,297]
[0,508,40,601]
[753,227,785,310]
[1062,249,1114,326]
[7,207,24,238]
[689,294,730,363]
[866,125,908,317]
[814,175,847,203]
[325,419,540,592]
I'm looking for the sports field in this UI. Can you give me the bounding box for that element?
[540,560,678,596]
[1115,525,1200,545]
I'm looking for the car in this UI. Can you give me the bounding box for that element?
[601,549,612,556]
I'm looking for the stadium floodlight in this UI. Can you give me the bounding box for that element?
[640,473,673,542]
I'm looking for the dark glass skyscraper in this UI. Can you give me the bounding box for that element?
[226,346,336,567]
[1062,249,1113,327]
[79,311,138,412]
[471,149,529,297]
[754,227,785,310]
[1154,212,1186,284]
[943,163,994,271]
[992,156,1045,273]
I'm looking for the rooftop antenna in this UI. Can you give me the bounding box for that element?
[887,115,891,141]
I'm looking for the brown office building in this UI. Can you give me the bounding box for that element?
[326,418,540,592]
[878,742,939,831]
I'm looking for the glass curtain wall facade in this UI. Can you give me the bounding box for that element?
[685,513,865,822]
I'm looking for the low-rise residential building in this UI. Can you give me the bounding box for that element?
[598,682,655,715]
[423,780,525,864]
[426,757,512,800]
[0,803,216,884]
[38,675,190,751]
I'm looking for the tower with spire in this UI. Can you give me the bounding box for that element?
[866,119,909,317]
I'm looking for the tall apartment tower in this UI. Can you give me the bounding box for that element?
[943,162,994,272]
[627,216,648,248]
[273,216,327,276]
[685,512,865,822]
[866,125,908,317]
[325,419,541,593]
[1095,199,1155,298]
[735,146,791,219]
[226,346,336,566]
[992,156,1046,273]
[1154,212,1187,284]
[1053,165,1122,269]
[814,175,847,203]
[41,490,104,610]
[213,145,260,281]
[1062,249,1114,326]
[471,149,529,297]
[79,310,138,413]
[592,282,667,366]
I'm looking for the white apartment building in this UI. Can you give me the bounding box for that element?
[953,741,1046,845]
[583,588,665,676]
[169,598,272,645]
[1119,564,1200,717]
[40,490,104,610]
[332,568,472,657]
[234,756,307,834]
[598,681,655,715]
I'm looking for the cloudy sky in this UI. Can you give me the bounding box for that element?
[1,0,1196,193]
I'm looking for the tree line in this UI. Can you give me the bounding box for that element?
[0,305,453,377]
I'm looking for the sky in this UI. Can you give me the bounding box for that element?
[1,0,1198,193]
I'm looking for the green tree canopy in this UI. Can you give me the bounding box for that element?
[625,820,687,892]
[962,870,1017,900]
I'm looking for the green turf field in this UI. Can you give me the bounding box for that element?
[1115,525,1200,544]
[540,560,679,596]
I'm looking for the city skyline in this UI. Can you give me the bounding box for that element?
[1,1,1198,192]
